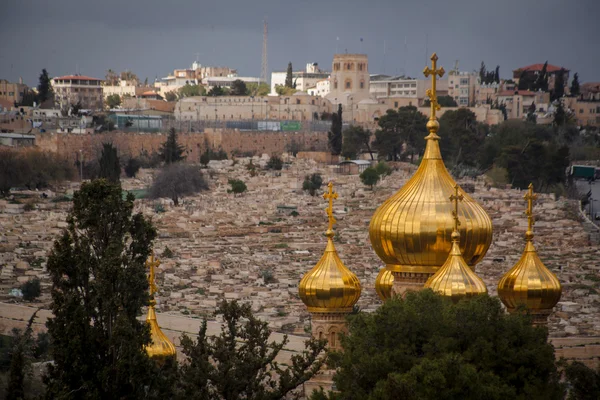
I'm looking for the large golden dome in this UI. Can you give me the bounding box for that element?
[299,183,361,313]
[369,55,492,276]
[375,267,394,301]
[498,184,561,319]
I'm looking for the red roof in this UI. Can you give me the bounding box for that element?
[514,63,568,73]
[53,75,103,81]
[497,90,537,97]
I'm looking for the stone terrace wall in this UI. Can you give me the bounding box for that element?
[34,130,328,161]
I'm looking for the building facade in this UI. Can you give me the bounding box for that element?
[513,63,570,92]
[52,75,103,110]
[326,54,370,106]
[448,72,478,106]
[270,63,330,95]
[0,79,27,105]
[103,80,150,100]
[496,90,550,120]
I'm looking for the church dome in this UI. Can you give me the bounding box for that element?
[145,301,177,360]
[375,267,394,301]
[498,184,561,318]
[299,183,361,313]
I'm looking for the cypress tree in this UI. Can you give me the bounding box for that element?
[37,69,53,104]
[159,128,186,164]
[328,104,343,155]
[285,62,293,88]
[570,72,580,96]
[98,142,121,183]
[552,69,565,101]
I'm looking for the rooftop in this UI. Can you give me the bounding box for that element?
[514,64,568,73]
[497,90,538,97]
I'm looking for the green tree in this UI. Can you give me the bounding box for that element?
[37,68,53,105]
[230,79,248,96]
[439,108,488,167]
[285,62,293,88]
[149,163,208,206]
[342,126,374,160]
[165,91,178,102]
[479,61,487,84]
[518,70,535,91]
[360,167,380,189]
[554,101,568,127]
[535,61,549,92]
[124,157,141,178]
[177,300,326,400]
[159,128,186,164]
[178,83,205,98]
[552,69,565,101]
[208,86,226,97]
[526,102,537,124]
[494,65,500,83]
[373,106,428,162]
[20,278,41,302]
[228,179,247,197]
[246,83,270,96]
[564,361,600,400]
[275,85,297,96]
[6,311,38,400]
[423,95,458,108]
[328,291,564,400]
[105,94,121,109]
[99,142,121,183]
[302,173,323,196]
[375,161,393,178]
[570,72,580,97]
[328,104,343,155]
[266,155,283,170]
[44,179,159,399]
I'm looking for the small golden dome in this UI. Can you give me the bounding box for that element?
[299,182,361,313]
[498,184,561,316]
[375,267,394,301]
[145,301,177,360]
[145,252,177,360]
[369,54,492,276]
[424,185,487,301]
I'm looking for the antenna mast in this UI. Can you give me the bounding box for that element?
[261,18,268,84]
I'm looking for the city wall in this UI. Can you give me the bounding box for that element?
[35,129,329,161]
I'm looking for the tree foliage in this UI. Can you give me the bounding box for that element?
[124,157,141,178]
[266,155,283,170]
[374,161,393,178]
[149,163,208,206]
[285,62,294,88]
[570,73,580,97]
[360,167,380,189]
[44,179,160,399]
[423,95,458,108]
[328,104,343,155]
[6,311,38,400]
[160,128,186,164]
[99,142,121,183]
[20,278,41,302]
[227,179,247,196]
[478,61,500,84]
[165,91,178,102]
[372,106,428,162]
[208,86,227,97]
[439,108,488,167]
[230,79,248,96]
[177,300,326,400]
[178,83,205,98]
[105,94,121,109]
[37,68,53,105]
[342,126,373,160]
[551,69,565,101]
[246,83,270,96]
[302,173,323,196]
[564,361,600,400]
[326,291,564,400]
[275,85,297,96]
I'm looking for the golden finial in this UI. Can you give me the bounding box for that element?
[146,250,160,300]
[449,184,464,238]
[323,182,338,235]
[524,183,538,240]
[423,53,445,122]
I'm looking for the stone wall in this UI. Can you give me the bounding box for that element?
[34,129,328,161]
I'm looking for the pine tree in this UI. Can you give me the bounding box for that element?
[328,104,343,155]
[479,61,486,83]
[552,69,565,101]
[37,68,53,104]
[44,179,159,399]
[6,311,38,400]
[535,61,549,92]
[570,72,580,96]
[159,128,186,164]
[494,65,500,83]
[99,142,121,183]
[285,62,293,88]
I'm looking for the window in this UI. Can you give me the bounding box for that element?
[394,101,398,108]
[360,81,364,89]
[460,78,469,85]
[296,99,300,105]
[358,63,363,71]
[345,79,352,89]
[580,109,584,114]
[459,97,468,105]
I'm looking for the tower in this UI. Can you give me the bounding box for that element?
[498,184,562,325]
[145,252,177,361]
[298,182,361,350]
[424,184,488,301]
[368,54,493,297]
[326,53,370,107]
[261,19,268,84]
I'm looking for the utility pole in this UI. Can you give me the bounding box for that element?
[261,19,268,85]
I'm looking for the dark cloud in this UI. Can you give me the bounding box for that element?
[1,0,599,86]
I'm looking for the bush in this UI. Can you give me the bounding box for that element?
[302,173,323,196]
[375,161,393,178]
[153,203,165,213]
[23,200,36,212]
[360,167,380,189]
[260,269,276,284]
[149,163,208,206]
[20,278,41,301]
[266,155,283,170]
[124,158,141,178]
[163,246,174,258]
[228,179,247,197]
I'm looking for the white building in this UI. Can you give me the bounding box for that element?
[270,63,330,95]
[103,80,148,100]
[307,79,330,97]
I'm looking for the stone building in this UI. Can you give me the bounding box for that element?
[51,75,103,111]
[513,63,570,92]
[0,79,27,105]
[326,53,370,107]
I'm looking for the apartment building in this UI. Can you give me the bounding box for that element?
[270,63,330,95]
[52,75,103,110]
[103,80,150,100]
[0,79,27,105]
[496,90,550,120]
[448,72,478,106]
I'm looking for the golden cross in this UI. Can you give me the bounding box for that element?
[524,183,538,233]
[323,181,338,231]
[449,184,464,233]
[423,53,445,121]
[146,250,160,297]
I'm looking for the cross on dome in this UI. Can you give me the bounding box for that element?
[323,182,338,233]
[423,53,445,122]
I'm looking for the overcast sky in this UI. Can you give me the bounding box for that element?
[2,0,599,87]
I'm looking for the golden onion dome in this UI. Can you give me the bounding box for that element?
[498,184,561,316]
[145,252,177,360]
[145,301,177,360]
[299,182,361,313]
[369,54,492,275]
[375,267,394,301]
